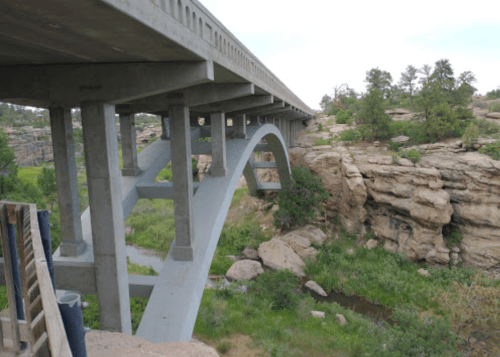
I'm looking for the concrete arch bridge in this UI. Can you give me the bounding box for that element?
[0,0,314,343]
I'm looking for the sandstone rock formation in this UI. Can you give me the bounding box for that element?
[258,238,305,277]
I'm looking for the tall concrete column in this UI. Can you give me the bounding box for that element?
[169,103,196,261]
[80,102,132,334]
[210,112,228,177]
[233,114,247,139]
[120,113,140,176]
[161,114,170,140]
[49,108,86,257]
[204,116,211,126]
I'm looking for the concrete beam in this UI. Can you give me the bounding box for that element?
[253,105,293,116]
[81,101,132,334]
[250,161,277,169]
[0,62,215,108]
[136,182,200,199]
[228,101,284,116]
[257,182,282,190]
[169,103,196,261]
[193,95,273,114]
[49,107,86,257]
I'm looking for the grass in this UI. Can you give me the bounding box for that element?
[313,137,336,146]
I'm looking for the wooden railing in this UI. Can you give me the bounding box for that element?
[0,202,72,356]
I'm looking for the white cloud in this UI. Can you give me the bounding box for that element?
[200,0,500,109]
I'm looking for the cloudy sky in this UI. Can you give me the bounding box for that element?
[199,0,500,110]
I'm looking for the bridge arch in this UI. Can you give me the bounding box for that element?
[136,124,291,342]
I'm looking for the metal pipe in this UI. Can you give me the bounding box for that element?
[58,293,87,357]
[36,210,56,291]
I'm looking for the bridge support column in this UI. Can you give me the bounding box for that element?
[161,114,170,140]
[234,114,247,139]
[243,161,258,196]
[190,115,200,127]
[49,107,86,257]
[210,112,228,177]
[169,103,196,261]
[80,102,131,334]
[120,113,141,176]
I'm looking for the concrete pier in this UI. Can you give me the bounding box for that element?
[120,113,141,176]
[49,107,86,257]
[210,112,228,177]
[81,102,132,334]
[169,103,196,261]
[233,114,247,139]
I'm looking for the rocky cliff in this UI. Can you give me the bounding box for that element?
[291,118,500,275]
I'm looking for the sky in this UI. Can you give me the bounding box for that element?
[199,0,500,110]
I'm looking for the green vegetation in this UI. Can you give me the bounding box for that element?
[0,103,49,128]
[335,109,353,124]
[312,137,335,146]
[486,88,500,100]
[273,167,329,229]
[488,102,500,113]
[479,141,500,160]
[462,123,479,149]
[392,149,422,164]
[356,88,391,142]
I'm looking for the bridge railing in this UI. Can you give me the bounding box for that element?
[144,0,311,114]
[0,202,72,356]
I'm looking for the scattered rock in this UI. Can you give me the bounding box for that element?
[293,225,328,245]
[226,260,264,281]
[373,141,380,147]
[365,239,379,250]
[391,135,410,143]
[418,269,431,277]
[486,112,500,119]
[310,311,326,319]
[279,233,318,261]
[258,238,305,277]
[226,255,241,262]
[242,247,259,260]
[335,314,347,325]
[452,247,460,253]
[346,248,354,255]
[305,281,328,297]
[270,205,279,213]
[124,226,135,235]
[386,108,411,115]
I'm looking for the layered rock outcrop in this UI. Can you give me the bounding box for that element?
[295,130,500,272]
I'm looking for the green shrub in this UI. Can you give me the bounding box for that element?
[474,118,500,135]
[251,270,299,310]
[488,102,500,113]
[486,88,500,100]
[273,166,329,229]
[462,123,479,149]
[400,149,421,163]
[335,109,353,124]
[373,309,458,357]
[312,137,335,146]
[446,230,463,250]
[336,128,361,142]
[317,123,324,132]
[216,341,233,354]
[479,141,500,160]
[388,141,404,151]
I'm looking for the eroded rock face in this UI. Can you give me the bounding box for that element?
[340,159,367,234]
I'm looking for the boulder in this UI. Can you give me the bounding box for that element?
[258,238,305,277]
[279,233,318,261]
[310,311,326,318]
[292,225,327,245]
[242,247,259,260]
[365,239,378,250]
[486,112,500,119]
[226,260,264,281]
[391,135,410,143]
[335,314,347,325]
[305,281,328,297]
[418,269,431,277]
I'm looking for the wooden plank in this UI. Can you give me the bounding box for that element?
[29,205,72,357]
[29,295,43,323]
[28,281,40,304]
[31,310,46,343]
[4,204,17,224]
[0,317,29,343]
[31,331,50,357]
[0,204,21,352]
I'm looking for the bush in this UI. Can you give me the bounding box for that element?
[273,166,329,229]
[388,141,404,151]
[336,128,361,142]
[251,270,299,310]
[479,141,500,160]
[335,109,353,124]
[399,149,421,163]
[317,123,324,132]
[488,102,500,113]
[462,123,479,149]
[486,88,500,100]
[474,118,500,136]
[446,230,462,250]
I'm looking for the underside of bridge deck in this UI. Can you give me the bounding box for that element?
[0,0,314,342]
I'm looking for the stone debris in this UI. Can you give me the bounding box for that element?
[310,311,326,319]
[365,239,379,250]
[258,238,305,277]
[242,247,259,260]
[305,281,328,297]
[335,314,347,325]
[418,269,431,277]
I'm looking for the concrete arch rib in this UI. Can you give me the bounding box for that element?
[136,124,291,343]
